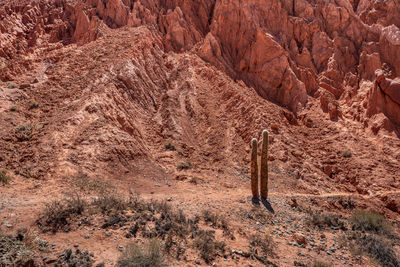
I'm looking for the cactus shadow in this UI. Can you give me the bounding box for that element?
[261,199,275,214]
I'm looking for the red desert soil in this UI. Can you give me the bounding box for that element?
[0,0,400,266]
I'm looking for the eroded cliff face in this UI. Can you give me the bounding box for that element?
[2,3,400,265]
[1,0,400,126]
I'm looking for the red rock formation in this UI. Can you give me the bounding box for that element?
[367,70,400,126]
[1,0,400,124]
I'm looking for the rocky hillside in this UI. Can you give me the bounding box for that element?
[0,0,399,266]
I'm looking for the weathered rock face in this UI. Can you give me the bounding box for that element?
[1,0,400,124]
[367,70,400,126]
[199,0,309,113]
[379,25,400,77]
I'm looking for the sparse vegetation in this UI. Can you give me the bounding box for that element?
[354,234,400,267]
[0,169,11,184]
[337,197,355,209]
[9,105,17,112]
[311,261,332,267]
[189,177,200,184]
[164,142,176,151]
[72,172,114,194]
[37,194,87,232]
[293,261,308,267]
[193,230,226,264]
[91,193,127,214]
[351,210,392,235]
[306,210,346,230]
[118,239,166,267]
[250,233,275,257]
[56,248,95,266]
[28,100,39,109]
[294,260,332,267]
[0,232,36,266]
[342,150,352,158]
[177,160,193,171]
[202,210,232,236]
[7,82,16,89]
[15,123,34,141]
[246,206,273,225]
[37,193,232,264]
[202,210,219,226]
[342,210,399,266]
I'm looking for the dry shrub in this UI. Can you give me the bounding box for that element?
[15,123,34,141]
[250,233,275,257]
[193,230,226,264]
[355,234,399,267]
[37,195,87,232]
[177,160,193,171]
[306,211,346,230]
[91,194,128,214]
[351,210,392,235]
[0,169,11,184]
[117,239,166,267]
[312,261,332,267]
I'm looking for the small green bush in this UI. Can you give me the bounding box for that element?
[117,239,166,267]
[342,150,352,158]
[164,142,176,151]
[0,169,11,184]
[351,210,392,235]
[177,160,193,171]
[9,106,17,112]
[28,100,39,110]
[7,82,16,89]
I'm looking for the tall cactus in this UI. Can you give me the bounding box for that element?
[251,138,259,199]
[260,130,269,200]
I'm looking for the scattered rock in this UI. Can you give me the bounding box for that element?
[292,234,307,246]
